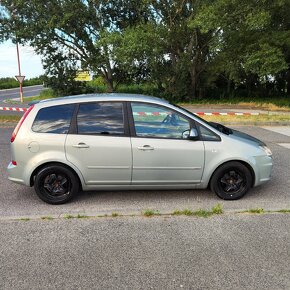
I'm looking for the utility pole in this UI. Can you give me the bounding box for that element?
[15,42,25,103]
[11,4,25,102]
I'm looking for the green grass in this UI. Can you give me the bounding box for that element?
[63,214,74,219]
[178,97,290,109]
[277,209,290,213]
[172,210,183,216]
[194,209,213,218]
[245,208,265,214]
[41,216,54,220]
[182,209,195,216]
[172,204,223,218]
[203,114,290,124]
[0,115,21,123]
[212,203,223,214]
[76,214,89,219]
[143,209,160,217]
[21,88,58,103]
[63,213,89,219]
[172,208,211,217]
[8,206,290,222]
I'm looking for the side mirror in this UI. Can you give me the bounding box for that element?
[189,128,199,140]
[182,128,199,140]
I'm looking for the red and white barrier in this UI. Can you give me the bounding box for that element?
[0,106,27,112]
[0,106,260,116]
[133,111,260,116]
[194,112,260,116]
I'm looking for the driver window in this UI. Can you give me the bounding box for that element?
[131,103,191,139]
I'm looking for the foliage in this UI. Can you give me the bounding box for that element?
[1,0,290,99]
[0,76,43,89]
[193,0,290,96]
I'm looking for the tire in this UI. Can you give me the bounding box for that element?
[34,164,79,204]
[210,162,253,200]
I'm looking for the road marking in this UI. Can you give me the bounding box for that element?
[262,126,290,137]
[277,143,290,149]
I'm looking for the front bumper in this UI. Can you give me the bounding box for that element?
[253,155,273,186]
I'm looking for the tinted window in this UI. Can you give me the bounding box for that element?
[32,104,74,134]
[131,103,191,139]
[77,102,124,135]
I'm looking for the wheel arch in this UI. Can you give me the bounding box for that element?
[30,161,83,190]
[208,160,256,189]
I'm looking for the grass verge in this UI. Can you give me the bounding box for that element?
[9,206,290,222]
[203,114,290,124]
[172,203,223,218]
[0,115,21,123]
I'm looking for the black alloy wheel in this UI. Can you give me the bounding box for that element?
[210,162,253,200]
[34,164,79,204]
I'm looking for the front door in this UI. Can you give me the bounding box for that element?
[130,102,205,185]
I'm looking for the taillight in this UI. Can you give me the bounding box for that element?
[11,105,34,143]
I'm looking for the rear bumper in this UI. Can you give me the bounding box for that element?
[7,162,27,185]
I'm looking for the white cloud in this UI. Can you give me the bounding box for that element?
[0,40,44,78]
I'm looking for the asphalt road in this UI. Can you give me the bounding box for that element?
[0,126,289,218]
[0,85,44,102]
[1,214,290,290]
[0,85,44,116]
[1,125,290,290]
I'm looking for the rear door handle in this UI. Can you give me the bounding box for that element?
[72,143,90,148]
[137,145,154,151]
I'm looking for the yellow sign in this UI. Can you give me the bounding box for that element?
[75,70,91,82]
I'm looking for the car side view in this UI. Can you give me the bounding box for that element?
[7,94,273,204]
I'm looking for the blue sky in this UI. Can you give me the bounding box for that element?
[0,40,44,79]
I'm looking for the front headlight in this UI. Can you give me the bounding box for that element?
[260,145,272,157]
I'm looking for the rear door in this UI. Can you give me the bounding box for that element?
[65,102,132,185]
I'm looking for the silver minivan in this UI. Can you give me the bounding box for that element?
[7,94,273,204]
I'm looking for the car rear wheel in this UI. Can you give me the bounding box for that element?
[34,164,79,204]
[210,162,252,200]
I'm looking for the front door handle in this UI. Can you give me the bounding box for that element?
[137,145,154,151]
[72,143,90,149]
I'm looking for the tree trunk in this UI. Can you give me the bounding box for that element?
[102,64,114,93]
[287,66,290,97]
[189,61,198,100]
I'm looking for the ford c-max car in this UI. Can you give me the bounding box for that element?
[7,94,273,204]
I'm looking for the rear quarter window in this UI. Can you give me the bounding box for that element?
[32,104,75,134]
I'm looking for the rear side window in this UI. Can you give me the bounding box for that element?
[77,102,124,135]
[32,104,75,134]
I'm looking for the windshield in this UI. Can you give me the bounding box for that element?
[173,104,213,126]
[173,104,233,135]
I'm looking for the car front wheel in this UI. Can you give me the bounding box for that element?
[210,162,253,200]
[34,164,79,204]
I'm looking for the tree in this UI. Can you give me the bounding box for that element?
[194,0,290,96]
[0,0,150,92]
